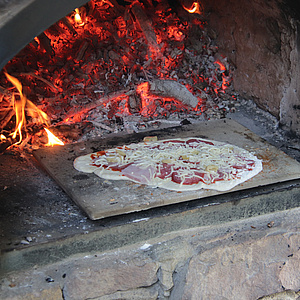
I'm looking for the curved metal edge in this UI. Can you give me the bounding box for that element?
[0,0,89,70]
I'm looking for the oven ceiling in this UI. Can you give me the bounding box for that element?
[0,0,89,70]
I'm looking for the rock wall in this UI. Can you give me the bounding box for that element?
[1,208,300,300]
[202,0,300,135]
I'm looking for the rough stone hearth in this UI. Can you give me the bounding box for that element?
[1,207,300,299]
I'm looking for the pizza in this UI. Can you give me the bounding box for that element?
[74,137,262,192]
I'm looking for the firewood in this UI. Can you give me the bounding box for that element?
[37,33,54,56]
[131,3,161,56]
[149,79,199,108]
[0,137,16,154]
[61,89,134,121]
[91,121,115,132]
[0,109,15,130]
[20,72,62,93]
[61,17,78,36]
[75,40,89,61]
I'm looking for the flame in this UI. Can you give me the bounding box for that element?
[44,128,64,146]
[74,8,84,26]
[4,72,50,145]
[183,2,202,14]
[0,134,6,140]
[5,73,28,143]
[214,60,230,91]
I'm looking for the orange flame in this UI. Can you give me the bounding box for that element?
[214,60,229,91]
[4,72,50,145]
[183,2,202,15]
[74,8,84,26]
[5,73,28,143]
[44,128,64,146]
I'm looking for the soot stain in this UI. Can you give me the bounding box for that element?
[73,174,90,180]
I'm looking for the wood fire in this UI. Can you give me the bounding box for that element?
[0,0,235,153]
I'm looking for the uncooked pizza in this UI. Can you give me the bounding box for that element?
[74,137,262,191]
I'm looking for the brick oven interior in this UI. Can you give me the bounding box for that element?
[1,0,300,299]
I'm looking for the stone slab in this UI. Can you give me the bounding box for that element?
[33,119,300,220]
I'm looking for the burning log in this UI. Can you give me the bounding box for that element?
[20,72,62,93]
[50,124,81,140]
[0,110,15,131]
[91,121,115,132]
[0,136,18,154]
[149,79,199,108]
[0,123,45,154]
[37,33,54,56]
[75,40,89,61]
[0,0,235,150]
[62,89,133,121]
[60,17,78,36]
[131,3,161,57]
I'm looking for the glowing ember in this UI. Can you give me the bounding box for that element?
[183,2,203,14]
[0,134,6,140]
[214,60,231,92]
[74,8,84,26]
[44,128,64,146]
[0,0,235,152]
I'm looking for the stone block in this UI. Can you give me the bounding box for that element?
[182,234,299,299]
[92,287,158,300]
[63,260,158,299]
[4,285,63,300]
[257,290,300,300]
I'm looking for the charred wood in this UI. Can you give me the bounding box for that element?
[20,72,61,93]
[0,136,17,154]
[0,109,14,131]
[131,3,161,56]
[149,79,199,108]
[91,121,115,132]
[62,89,133,121]
[60,17,78,36]
[75,40,89,62]
[37,33,54,56]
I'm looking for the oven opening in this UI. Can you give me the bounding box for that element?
[0,1,300,299]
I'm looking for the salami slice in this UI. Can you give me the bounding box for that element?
[74,137,262,191]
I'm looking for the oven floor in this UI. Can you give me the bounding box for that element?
[33,119,300,220]
[1,99,300,275]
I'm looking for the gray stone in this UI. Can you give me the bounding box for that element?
[63,260,159,300]
[151,236,193,295]
[182,233,299,300]
[1,208,300,300]
[3,285,63,300]
[279,234,300,290]
[92,287,158,300]
[257,290,300,300]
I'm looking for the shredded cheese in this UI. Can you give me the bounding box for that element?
[89,137,259,186]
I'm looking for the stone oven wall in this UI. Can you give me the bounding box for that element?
[201,0,300,135]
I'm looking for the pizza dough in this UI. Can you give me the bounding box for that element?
[74,137,263,191]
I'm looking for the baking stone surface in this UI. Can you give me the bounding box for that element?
[33,119,300,220]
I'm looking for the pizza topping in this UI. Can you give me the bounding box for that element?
[74,137,262,191]
[205,165,219,172]
[89,139,255,185]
